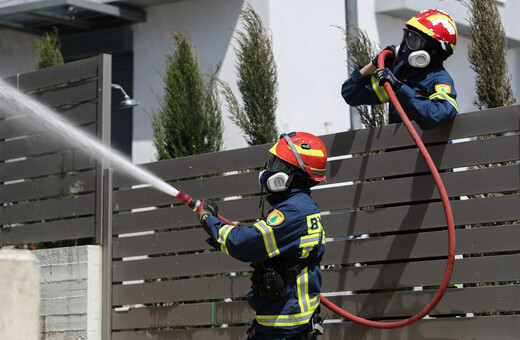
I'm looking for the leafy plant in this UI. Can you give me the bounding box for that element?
[464,0,517,109]
[219,4,279,146]
[152,30,223,160]
[34,27,64,70]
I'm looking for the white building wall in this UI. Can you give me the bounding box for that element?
[267,0,348,136]
[132,0,253,164]
[0,29,38,76]
[131,0,347,164]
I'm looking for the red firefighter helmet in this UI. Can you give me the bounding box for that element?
[406,9,457,55]
[269,132,327,182]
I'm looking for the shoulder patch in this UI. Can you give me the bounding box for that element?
[435,84,452,94]
[266,209,285,226]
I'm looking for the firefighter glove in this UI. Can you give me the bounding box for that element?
[372,45,397,69]
[375,68,402,92]
[197,199,219,223]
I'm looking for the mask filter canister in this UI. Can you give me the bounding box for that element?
[408,50,431,68]
[259,170,290,192]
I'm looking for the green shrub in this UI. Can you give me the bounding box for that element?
[34,27,64,70]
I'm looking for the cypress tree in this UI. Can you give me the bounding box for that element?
[466,0,517,109]
[152,30,223,160]
[220,4,279,145]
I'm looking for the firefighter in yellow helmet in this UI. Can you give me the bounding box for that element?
[342,9,459,130]
[197,132,328,339]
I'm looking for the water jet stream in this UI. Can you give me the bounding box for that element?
[0,78,178,197]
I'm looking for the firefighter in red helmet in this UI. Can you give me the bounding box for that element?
[197,132,327,339]
[342,9,460,130]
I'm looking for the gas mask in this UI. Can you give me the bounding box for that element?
[399,28,432,68]
[259,171,291,193]
[258,155,294,193]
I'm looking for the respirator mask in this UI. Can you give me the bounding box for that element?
[399,28,432,68]
[258,155,295,193]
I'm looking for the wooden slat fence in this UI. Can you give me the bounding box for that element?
[108,106,520,339]
[0,54,111,245]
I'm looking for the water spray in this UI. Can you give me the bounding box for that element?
[0,78,177,197]
[0,78,233,225]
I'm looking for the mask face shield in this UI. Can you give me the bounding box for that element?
[402,28,428,51]
[265,154,293,174]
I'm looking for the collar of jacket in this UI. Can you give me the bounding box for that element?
[266,186,311,206]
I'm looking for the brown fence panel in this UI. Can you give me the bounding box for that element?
[0,54,111,246]
[0,102,98,140]
[110,285,518,329]
[112,253,520,306]
[112,315,520,340]
[5,57,99,92]
[108,106,520,339]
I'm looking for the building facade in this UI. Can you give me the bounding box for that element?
[0,0,518,164]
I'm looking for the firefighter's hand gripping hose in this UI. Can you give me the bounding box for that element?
[172,189,236,226]
[171,49,455,329]
[317,50,456,329]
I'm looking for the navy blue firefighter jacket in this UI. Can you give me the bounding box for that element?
[202,187,325,335]
[341,62,459,130]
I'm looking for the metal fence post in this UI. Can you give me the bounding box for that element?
[95,53,112,245]
[102,168,113,340]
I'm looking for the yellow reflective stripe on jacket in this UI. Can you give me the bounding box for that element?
[217,224,235,254]
[297,267,311,312]
[430,91,459,112]
[371,75,389,103]
[299,233,321,259]
[254,220,280,258]
[255,307,318,327]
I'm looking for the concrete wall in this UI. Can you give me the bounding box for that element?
[34,246,102,340]
[0,248,40,340]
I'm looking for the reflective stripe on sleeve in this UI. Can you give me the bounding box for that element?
[254,220,280,258]
[217,224,235,254]
[371,75,390,103]
[430,91,459,112]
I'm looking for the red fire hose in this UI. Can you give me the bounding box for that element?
[173,49,456,329]
[317,50,456,328]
